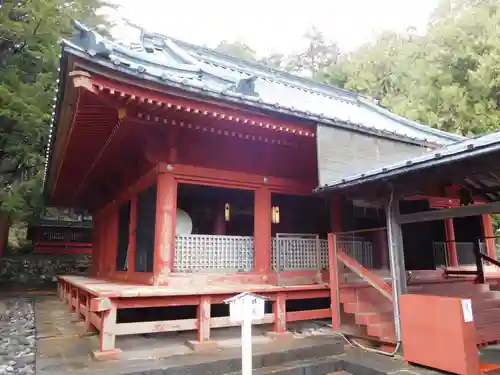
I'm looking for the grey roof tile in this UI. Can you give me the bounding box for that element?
[60,22,464,147]
[317,130,500,192]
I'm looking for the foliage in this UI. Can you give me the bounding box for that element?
[284,26,339,78]
[0,0,113,219]
[321,0,500,136]
[214,39,258,62]
[214,27,340,79]
[215,0,500,138]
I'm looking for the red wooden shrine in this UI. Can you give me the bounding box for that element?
[46,23,499,360]
[29,212,92,255]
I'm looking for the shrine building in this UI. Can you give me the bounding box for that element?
[45,22,496,359]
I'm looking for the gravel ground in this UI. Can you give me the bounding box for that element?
[0,298,36,375]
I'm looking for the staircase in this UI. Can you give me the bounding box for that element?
[339,286,396,343]
[410,280,500,345]
[339,278,500,346]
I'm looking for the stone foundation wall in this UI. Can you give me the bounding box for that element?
[0,254,91,284]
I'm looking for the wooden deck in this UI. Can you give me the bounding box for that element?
[56,275,333,359]
[58,275,329,298]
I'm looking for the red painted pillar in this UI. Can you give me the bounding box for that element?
[254,187,271,274]
[153,171,178,286]
[330,196,342,233]
[91,214,100,276]
[127,196,137,274]
[482,214,496,259]
[108,208,119,276]
[445,218,458,267]
[97,212,107,277]
[375,230,389,269]
[0,216,9,258]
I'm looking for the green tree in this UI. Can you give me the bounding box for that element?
[214,39,257,62]
[321,0,500,136]
[0,0,113,219]
[285,26,340,78]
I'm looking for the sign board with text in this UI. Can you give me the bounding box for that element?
[224,292,266,323]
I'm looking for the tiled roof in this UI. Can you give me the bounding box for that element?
[43,22,466,187]
[315,131,500,194]
[64,22,464,147]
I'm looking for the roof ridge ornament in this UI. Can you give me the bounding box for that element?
[227,75,259,97]
[71,20,112,58]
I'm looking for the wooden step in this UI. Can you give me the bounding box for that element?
[339,290,358,303]
[354,312,393,325]
[343,301,393,315]
[366,322,395,338]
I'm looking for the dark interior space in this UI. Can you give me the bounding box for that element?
[135,183,157,272]
[286,297,330,312]
[116,200,131,271]
[177,184,254,236]
[117,298,328,324]
[399,200,435,270]
[271,194,330,237]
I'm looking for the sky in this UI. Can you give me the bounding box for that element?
[111,0,440,56]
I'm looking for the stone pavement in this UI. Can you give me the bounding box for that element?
[32,294,454,375]
[0,298,36,375]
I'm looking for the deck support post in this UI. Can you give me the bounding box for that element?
[68,286,74,312]
[254,187,271,275]
[84,295,97,332]
[93,299,121,360]
[328,196,342,330]
[197,296,211,342]
[386,192,407,343]
[186,296,217,352]
[74,288,81,320]
[445,218,458,267]
[268,292,289,338]
[327,233,341,330]
[481,214,496,260]
[152,170,178,286]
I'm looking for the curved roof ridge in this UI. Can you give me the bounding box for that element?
[357,97,466,142]
[171,37,360,103]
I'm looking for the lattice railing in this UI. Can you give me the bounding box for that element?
[272,236,326,271]
[174,235,254,272]
[337,241,374,269]
[174,234,373,273]
[433,241,486,266]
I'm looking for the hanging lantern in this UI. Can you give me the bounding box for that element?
[225,203,231,222]
[271,206,280,224]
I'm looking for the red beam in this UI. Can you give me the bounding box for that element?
[286,308,331,322]
[161,162,315,195]
[51,92,81,197]
[115,296,200,308]
[88,76,315,138]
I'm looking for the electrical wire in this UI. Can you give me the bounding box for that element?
[310,319,401,356]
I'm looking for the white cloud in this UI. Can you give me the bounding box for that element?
[110,0,438,55]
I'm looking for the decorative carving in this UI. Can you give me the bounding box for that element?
[228,75,259,97]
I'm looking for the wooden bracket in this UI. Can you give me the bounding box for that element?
[90,297,112,312]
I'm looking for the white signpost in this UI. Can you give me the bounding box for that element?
[224,292,266,375]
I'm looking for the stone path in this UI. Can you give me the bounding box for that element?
[0,298,36,375]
